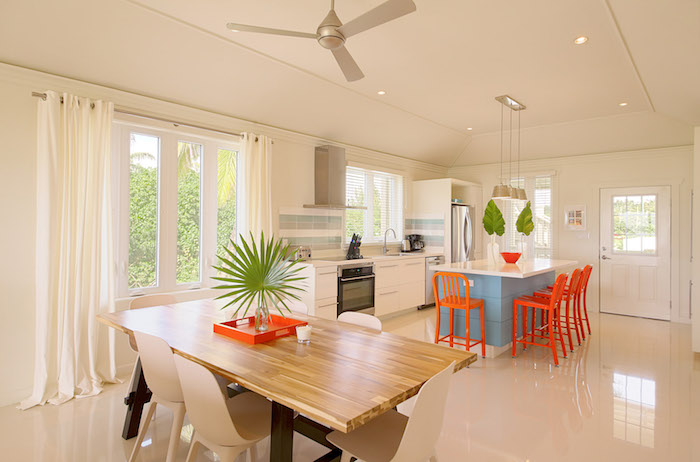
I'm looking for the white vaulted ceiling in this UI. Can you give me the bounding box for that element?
[0,0,697,166]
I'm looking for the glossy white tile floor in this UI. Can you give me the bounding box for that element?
[1,309,699,461]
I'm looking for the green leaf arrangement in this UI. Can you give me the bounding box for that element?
[483,199,506,236]
[212,232,307,318]
[516,201,535,236]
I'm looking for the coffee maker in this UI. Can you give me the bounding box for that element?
[407,234,424,251]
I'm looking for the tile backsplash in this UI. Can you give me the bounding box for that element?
[278,207,343,251]
[404,213,445,250]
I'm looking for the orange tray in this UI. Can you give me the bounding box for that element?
[213,314,308,344]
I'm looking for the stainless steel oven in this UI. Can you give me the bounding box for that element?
[337,263,375,316]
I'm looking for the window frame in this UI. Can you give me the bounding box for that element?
[344,165,404,245]
[113,115,241,297]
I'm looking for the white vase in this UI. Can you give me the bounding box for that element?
[487,235,500,266]
[520,234,528,260]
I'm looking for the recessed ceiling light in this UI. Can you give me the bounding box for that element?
[231,29,239,32]
[467,127,473,131]
[377,90,386,95]
[619,102,628,107]
[574,36,588,45]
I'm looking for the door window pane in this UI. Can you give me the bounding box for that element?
[129,133,160,289]
[217,148,238,252]
[612,195,657,255]
[176,141,202,283]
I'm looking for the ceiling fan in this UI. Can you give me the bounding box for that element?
[226,0,417,82]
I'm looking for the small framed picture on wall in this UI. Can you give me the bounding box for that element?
[564,205,586,230]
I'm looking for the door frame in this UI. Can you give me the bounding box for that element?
[595,180,686,322]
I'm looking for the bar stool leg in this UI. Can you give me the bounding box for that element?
[449,308,454,347]
[434,304,441,344]
[564,299,574,352]
[480,302,486,358]
[555,307,567,358]
[548,308,559,367]
[570,298,581,346]
[522,305,528,350]
[512,302,518,357]
[583,290,592,335]
[576,293,586,342]
[465,310,471,354]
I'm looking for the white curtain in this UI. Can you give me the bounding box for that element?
[20,91,117,409]
[242,132,273,238]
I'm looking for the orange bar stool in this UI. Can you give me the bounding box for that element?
[578,265,593,335]
[433,272,486,358]
[533,268,583,351]
[512,273,569,366]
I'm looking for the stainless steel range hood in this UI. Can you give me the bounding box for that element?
[303,145,366,210]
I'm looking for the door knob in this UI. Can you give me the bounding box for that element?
[601,255,611,260]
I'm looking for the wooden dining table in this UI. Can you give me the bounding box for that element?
[98,299,477,462]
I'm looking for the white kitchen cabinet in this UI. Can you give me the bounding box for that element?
[375,257,426,317]
[314,296,339,320]
[315,267,338,300]
[299,264,338,319]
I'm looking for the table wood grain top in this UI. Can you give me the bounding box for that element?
[98,299,476,432]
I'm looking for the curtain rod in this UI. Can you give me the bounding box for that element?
[31,91,246,139]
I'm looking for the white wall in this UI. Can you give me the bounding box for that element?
[449,146,693,323]
[692,127,700,352]
[0,63,447,406]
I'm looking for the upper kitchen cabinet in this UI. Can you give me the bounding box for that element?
[412,178,483,263]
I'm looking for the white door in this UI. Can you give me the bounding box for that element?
[599,186,671,320]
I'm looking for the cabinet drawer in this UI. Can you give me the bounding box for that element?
[400,258,425,283]
[399,282,425,309]
[314,296,338,320]
[375,287,400,317]
[315,269,338,300]
[375,261,401,288]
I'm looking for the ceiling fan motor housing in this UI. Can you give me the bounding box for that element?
[317,9,345,49]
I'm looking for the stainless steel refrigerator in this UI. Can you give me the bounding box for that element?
[451,204,475,262]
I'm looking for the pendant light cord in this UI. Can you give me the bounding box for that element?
[499,104,503,183]
[509,107,513,188]
[518,109,521,186]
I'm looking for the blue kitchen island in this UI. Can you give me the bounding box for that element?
[431,259,577,357]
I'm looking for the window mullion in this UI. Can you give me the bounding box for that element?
[159,135,178,292]
[201,141,218,287]
[365,172,374,240]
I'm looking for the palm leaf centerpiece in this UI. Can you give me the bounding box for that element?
[212,232,307,332]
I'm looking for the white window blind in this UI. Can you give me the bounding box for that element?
[499,175,553,258]
[345,166,403,243]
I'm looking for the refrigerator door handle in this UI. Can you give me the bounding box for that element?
[464,209,472,260]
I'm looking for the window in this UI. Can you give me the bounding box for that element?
[613,372,656,448]
[499,174,553,257]
[612,195,656,254]
[115,116,240,296]
[345,166,403,243]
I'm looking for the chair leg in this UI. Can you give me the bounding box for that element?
[512,302,518,357]
[548,309,559,367]
[576,295,586,341]
[583,292,591,334]
[555,308,567,358]
[248,443,258,462]
[434,303,441,344]
[480,302,486,358]
[129,401,157,462]
[465,311,471,353]
[570,298,581,346]
[564,300,574,352]
[522,305,528,350]
[185,438,200,462]
[165,403,186,462]
[530,308,536,343]
[449,308,454,347]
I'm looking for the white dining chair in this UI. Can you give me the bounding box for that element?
[338,311,383,332]
[129,331,186,462]
[128,294,176,351]
[173,355,272,462]
[327,361,456,462]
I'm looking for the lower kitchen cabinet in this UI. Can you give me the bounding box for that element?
[374,257,426,317]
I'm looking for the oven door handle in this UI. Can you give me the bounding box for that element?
[339,275,376,282]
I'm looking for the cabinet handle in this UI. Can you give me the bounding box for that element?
[379,290,399,296]
[318,270,337,276]
[318,301,339,308]
[379,264,399,269]
[404,262,422,266]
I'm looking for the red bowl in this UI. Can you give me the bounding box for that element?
[500,252,522,264]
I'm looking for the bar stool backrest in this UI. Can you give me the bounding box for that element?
[432,272,470,304]
[580,265,593,294]
[550,273,569,310]
[565,268,582,304]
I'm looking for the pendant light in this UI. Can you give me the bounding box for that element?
[491,103,512,199]
[515,109,528,201]
[509,107,520,200]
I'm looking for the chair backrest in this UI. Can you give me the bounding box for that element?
[549,273,569,310]
[133,331,183,403]
[563,268,582,303]
[285,299,308,315]
[129,294,177,310]
[580,265,593,294]
[337,311,383,332]
[432,272,470,304]
[173,355,252,447]
[390,361,456,462]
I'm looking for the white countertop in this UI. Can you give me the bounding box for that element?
[432,259,578,279]
[301,251,444,268]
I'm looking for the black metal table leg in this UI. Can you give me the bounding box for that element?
[293,415,342,462]
[122,358,151,440]
[270,401,295,462]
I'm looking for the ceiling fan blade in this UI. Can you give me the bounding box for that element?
[331,46,365,81]
[226,23,317,39]
[336,0,416,39]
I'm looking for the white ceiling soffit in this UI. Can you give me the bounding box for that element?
[0,0,696,167]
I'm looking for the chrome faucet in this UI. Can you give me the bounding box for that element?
[383,228,397,254]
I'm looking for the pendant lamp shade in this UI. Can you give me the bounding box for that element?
[517,187,527,201]
[492,184,512,199]
[510,186,520,200]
